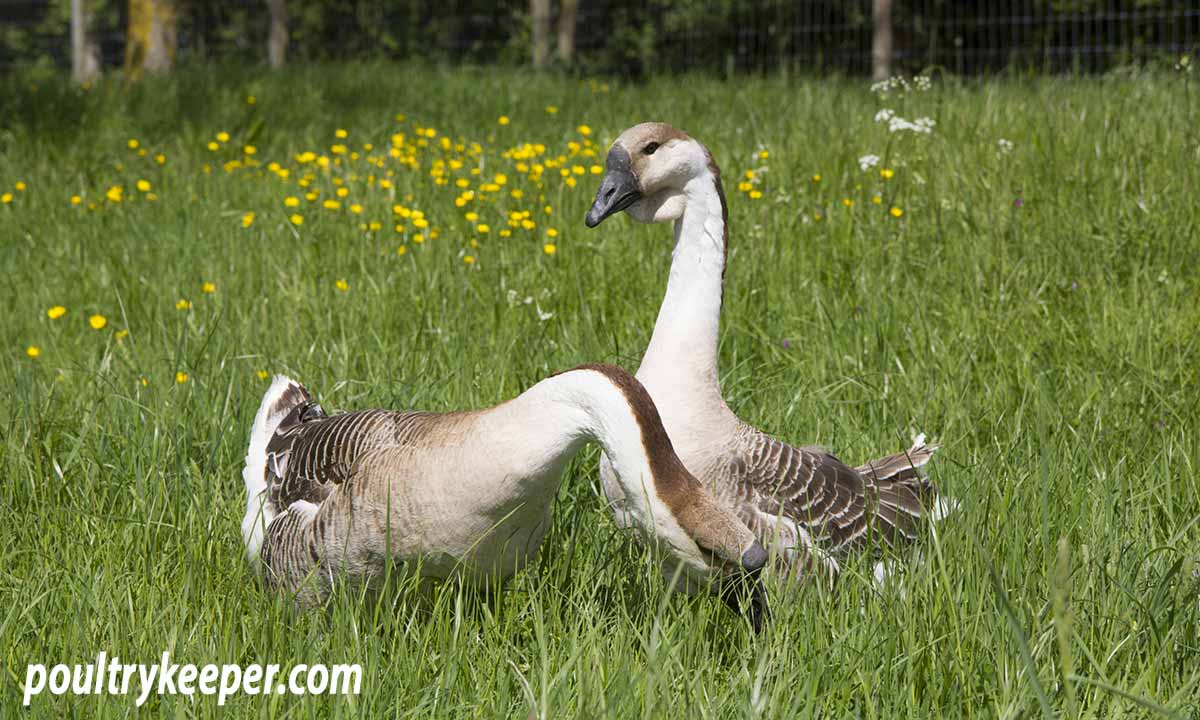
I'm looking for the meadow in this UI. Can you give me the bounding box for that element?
[1,62,1198,717]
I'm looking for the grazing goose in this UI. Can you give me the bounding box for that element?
[585,123,950,583]
[241,362,769,627]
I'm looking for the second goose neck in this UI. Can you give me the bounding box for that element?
[639,170,728,398]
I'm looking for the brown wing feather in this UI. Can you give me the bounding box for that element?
[264,405,439,512]
[724,426,933,554]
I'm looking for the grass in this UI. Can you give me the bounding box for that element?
[1,61,1198,717]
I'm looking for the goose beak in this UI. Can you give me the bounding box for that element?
[586,146,642,227]
[719,539,770,633]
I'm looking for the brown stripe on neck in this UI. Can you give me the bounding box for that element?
[564,362,750,565]
[558,363,698,507]
[702,146,730,265]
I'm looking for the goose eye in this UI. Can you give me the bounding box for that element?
[643,142,660,156]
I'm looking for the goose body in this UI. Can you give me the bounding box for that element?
[241,363,768,623]
[587,123,949,582]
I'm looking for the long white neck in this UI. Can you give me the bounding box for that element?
[636,169,729,408]
[481,367,667,515]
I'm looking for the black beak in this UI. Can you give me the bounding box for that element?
[585,146,642,228]
[720,541,771,633]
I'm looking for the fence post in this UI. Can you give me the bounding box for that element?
[71,0,101,83]
[266,0,288,67]
[872,0,893,80]
[557,0,578,65]
[531,0,551,67]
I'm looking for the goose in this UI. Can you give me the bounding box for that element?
[585,123,951,583]
[240,362,770,628]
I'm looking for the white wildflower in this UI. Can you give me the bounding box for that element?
[887,115,935,134]
[997,138,1014,153]
[858,154,881,171]
[874,108,895,123]
[535,304,554,321]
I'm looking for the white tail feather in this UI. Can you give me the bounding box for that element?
[241,375,305,562]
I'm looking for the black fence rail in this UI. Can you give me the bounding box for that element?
[2,0,1198,76]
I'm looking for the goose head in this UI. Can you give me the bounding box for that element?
[585,122,713,228]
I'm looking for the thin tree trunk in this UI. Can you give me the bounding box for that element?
[556,0,578,65]
[871,0,894,81]
[125,0,177,78]
[531,0,550,68]
[267,0,288,68]
[71,0,101,83]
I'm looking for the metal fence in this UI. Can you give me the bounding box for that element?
[2,0,1198,76]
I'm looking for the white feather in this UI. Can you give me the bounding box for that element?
[241,374,302,562]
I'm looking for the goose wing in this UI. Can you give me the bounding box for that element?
[723,426,927,552]
[264,403,437,512]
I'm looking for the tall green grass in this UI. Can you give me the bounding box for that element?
[1,63,1197,717]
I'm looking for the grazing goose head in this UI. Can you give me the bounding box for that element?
[585,122,718,228]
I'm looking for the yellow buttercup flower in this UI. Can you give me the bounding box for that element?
[577,125,592,136]
[335,279,349,292]
[127,139,139,149]
[257,369,269,380]
[243,145,257,155]
[216,131,230,143]
[498,116,510,125]
[476,224,490,233]
[463,255,475,264]
[811,174,821,183]
[545,105,558,114]
[136,179,151,192]
[349,203,363,215]
[202,282,216,294]
[26,345,40,358]
[871,195,882,205]
[89,314,107,330]
[176,299,192,310]
[70,195,82,205]
[842,197,854,207]
[335,128,348,139]
[176,371,189,384]
[759,150,769,160]
[207,141,219,152]
[242,212,255,227]
[284,196,299,207]
[749,190,763,200]
[290,214,304,226]
[47,306,67,320]
[546,228,558,238]
[155,153,166,165]
[543,243,556,256]
[15,181,27,191]
[890,206,904,218]
[323,200,341,211]
[880,168,895,179]
[397,245,407,256]
[1,193,12,204]
[105,186,123,203]
[115,329,129,340]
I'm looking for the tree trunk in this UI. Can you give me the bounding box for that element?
[125,0,178,78]
[556,0,578,65]
[71,0,101,83]
[267,0,288,68]
[871,0,894,81]
[531,0,550,68]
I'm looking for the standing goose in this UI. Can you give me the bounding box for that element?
[585,123,950,583]
[241,362,769,627]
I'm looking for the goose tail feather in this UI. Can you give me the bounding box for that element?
[241,375,312,562]
[857,434,957,533]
